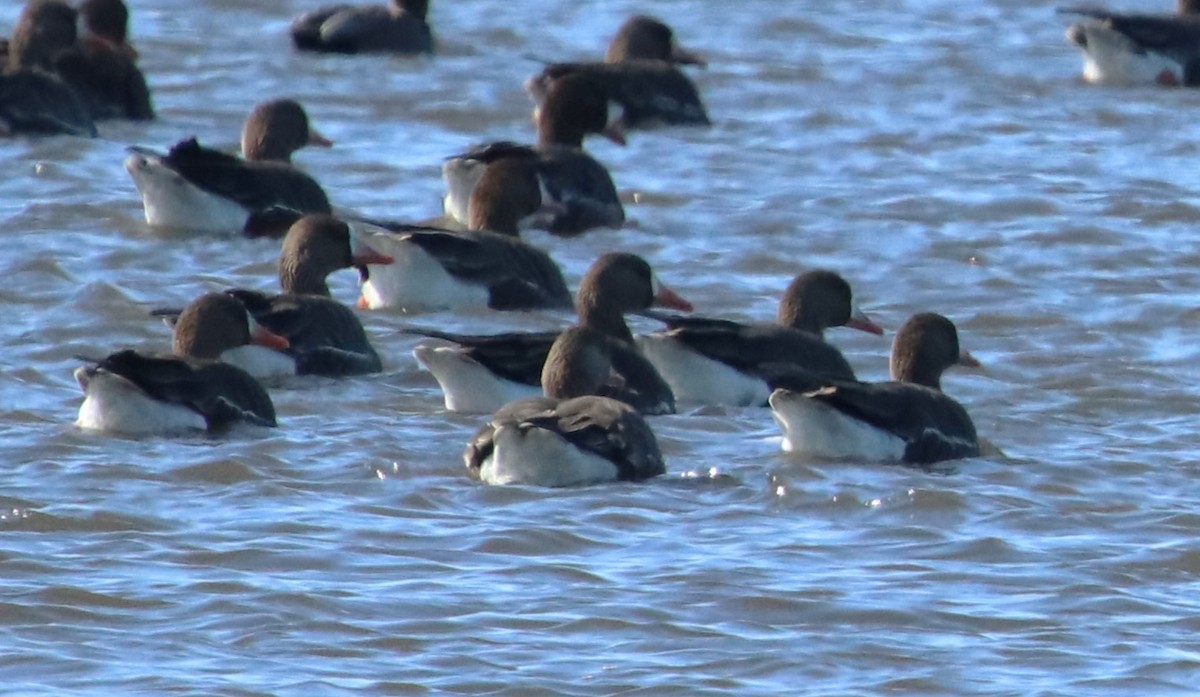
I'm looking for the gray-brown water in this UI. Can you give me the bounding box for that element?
[5,0,1200,694]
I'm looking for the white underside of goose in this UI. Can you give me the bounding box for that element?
[413,344,540,413]
[124,152,249,231]
[1072,24,1182,86]
[478,422,619,486]
[221,345,297,381]
[768,389,906,462]
[357,233,491,311]
[635,334,770,406]
[441,157,487,225]
[74,368,207,435]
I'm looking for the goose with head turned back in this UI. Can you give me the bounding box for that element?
[463,325,666,487]
[768,313,981,465]
[637,269,882,406]
[357,158,572,311]
[409,251,691,414]
[1061,0,1200,86]
[0,0,97,137]
[525,14,710,130]
[291,0,433,55]
[443,73,625,237]
[124,99,333,235]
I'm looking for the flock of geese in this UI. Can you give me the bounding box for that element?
[4,0,1191,485]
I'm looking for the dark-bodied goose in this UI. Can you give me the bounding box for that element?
[463,325,666,486]
[74,347,278,435]
[525,15,709,130]
[636,270,882,406]
[1061,1,1200,86]
[356,158,572,311]
[0,0,96,137]
[410,252,692,414]
[53,0,153,120]
[443,74,625,237]
[768,313,981,465]
[291,0,433,55]
[159,215,393,379]
[124,99,333,235]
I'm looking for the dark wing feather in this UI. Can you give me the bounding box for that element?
[532,396,665,481]
[161,139,331,215]
[405,326,560,385]
[401,229,572,309]
[807,381,978,464]
[649,315,856,380]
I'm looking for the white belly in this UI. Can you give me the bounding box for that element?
[1074,25,1182,86]
[478,422,619,487]
[441,157,488,225]
[357,235,491,311]
[635,334,770,406]
[75,368,207,435]
[220,345,296,381]
[124,152,250,232]
[413,344,540,413]
[768,389,906,462]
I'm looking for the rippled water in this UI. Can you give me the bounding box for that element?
[5,0,1200,694]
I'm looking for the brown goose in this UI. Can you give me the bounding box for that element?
[636,270,883,406]
[124,99,333,235]
[356,158,572,311]
[409,252,691,415]
[0,0,96,137]
[525,15,710,130]
[463,325,666,487]
[768,313,981,465]
[159,215,393,379]
[443,74,625,237]
[53,0,153,121]
[75,296,283,434]
[291,0,433,55]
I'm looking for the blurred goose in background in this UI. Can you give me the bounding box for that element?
[54,0,153,120]
[1061,1,1200,86]
[463,325,667,487]
[637,270,882,406]
[526,14,710,129]
[356,158,571,311]
[408,252,691,414]
[443,74,625,237]
[768,313,981,465]
[291,0,433,55]
[0,0,96,137]
[124,99,333,235]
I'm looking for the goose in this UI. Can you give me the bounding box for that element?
[768,313,981,465]
[636,269,882,406]
[463,325,666,487]
[356,158,571,311]
[157,214,393,379]
[443,74,625,237]
[409,251,691,414]
[291,0,433,55]
[0,0,96,137]
[525,15,709,129]
[124,99,333,235]
[1061,1,1200,86]
[74,348,277,435]
[54,0,153,120]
